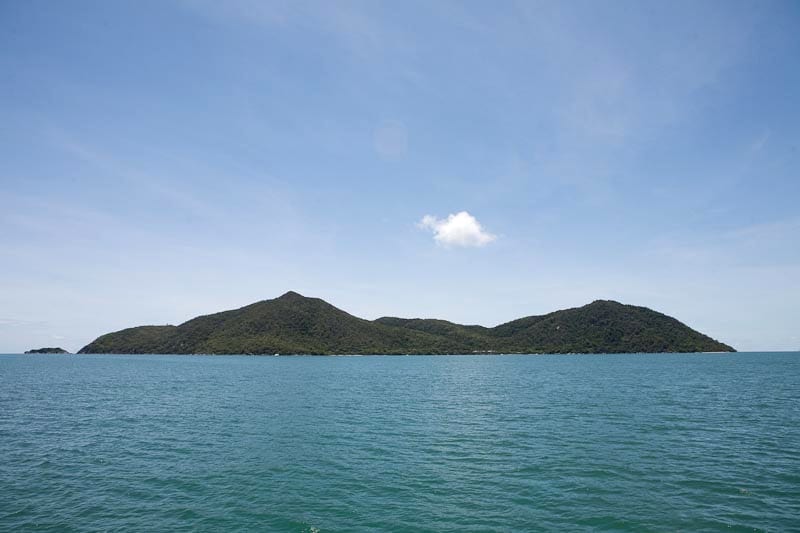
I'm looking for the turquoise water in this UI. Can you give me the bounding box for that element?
[1,353,798,532]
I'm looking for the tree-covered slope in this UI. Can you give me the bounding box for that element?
[489,300,733,353]
[80,292,464,355]
[373,317,490,350]
[78,326,177,354]
[79,292,734,354]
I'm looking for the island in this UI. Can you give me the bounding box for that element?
[78,291,735,355]
[25,347,70,354]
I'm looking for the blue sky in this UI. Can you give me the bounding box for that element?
[1,0,799,352]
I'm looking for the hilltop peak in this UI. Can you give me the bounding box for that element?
[277,290,305,300]
[587,299,624,307]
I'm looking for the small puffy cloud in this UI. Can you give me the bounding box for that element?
[417,211,496,248]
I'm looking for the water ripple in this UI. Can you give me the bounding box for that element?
[1,352,798,531]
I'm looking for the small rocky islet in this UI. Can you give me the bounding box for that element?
[24,347,70,354]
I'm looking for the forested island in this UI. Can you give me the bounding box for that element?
[25,347,70,354]
[78,291,734,355]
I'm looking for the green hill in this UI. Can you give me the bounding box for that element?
[79,292,734,355]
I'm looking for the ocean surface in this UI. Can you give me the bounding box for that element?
[1,352,798,532]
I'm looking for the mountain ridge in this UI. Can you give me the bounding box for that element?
[79,292,735,355]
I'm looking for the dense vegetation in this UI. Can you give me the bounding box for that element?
[25,347,70,354]
[79,291,734,355]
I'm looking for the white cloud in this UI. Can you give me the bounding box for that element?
[418,211,496,248]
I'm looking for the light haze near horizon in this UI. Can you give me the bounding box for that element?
[1,0,799,352]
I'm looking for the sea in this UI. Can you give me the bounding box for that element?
[1,352,798,532]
